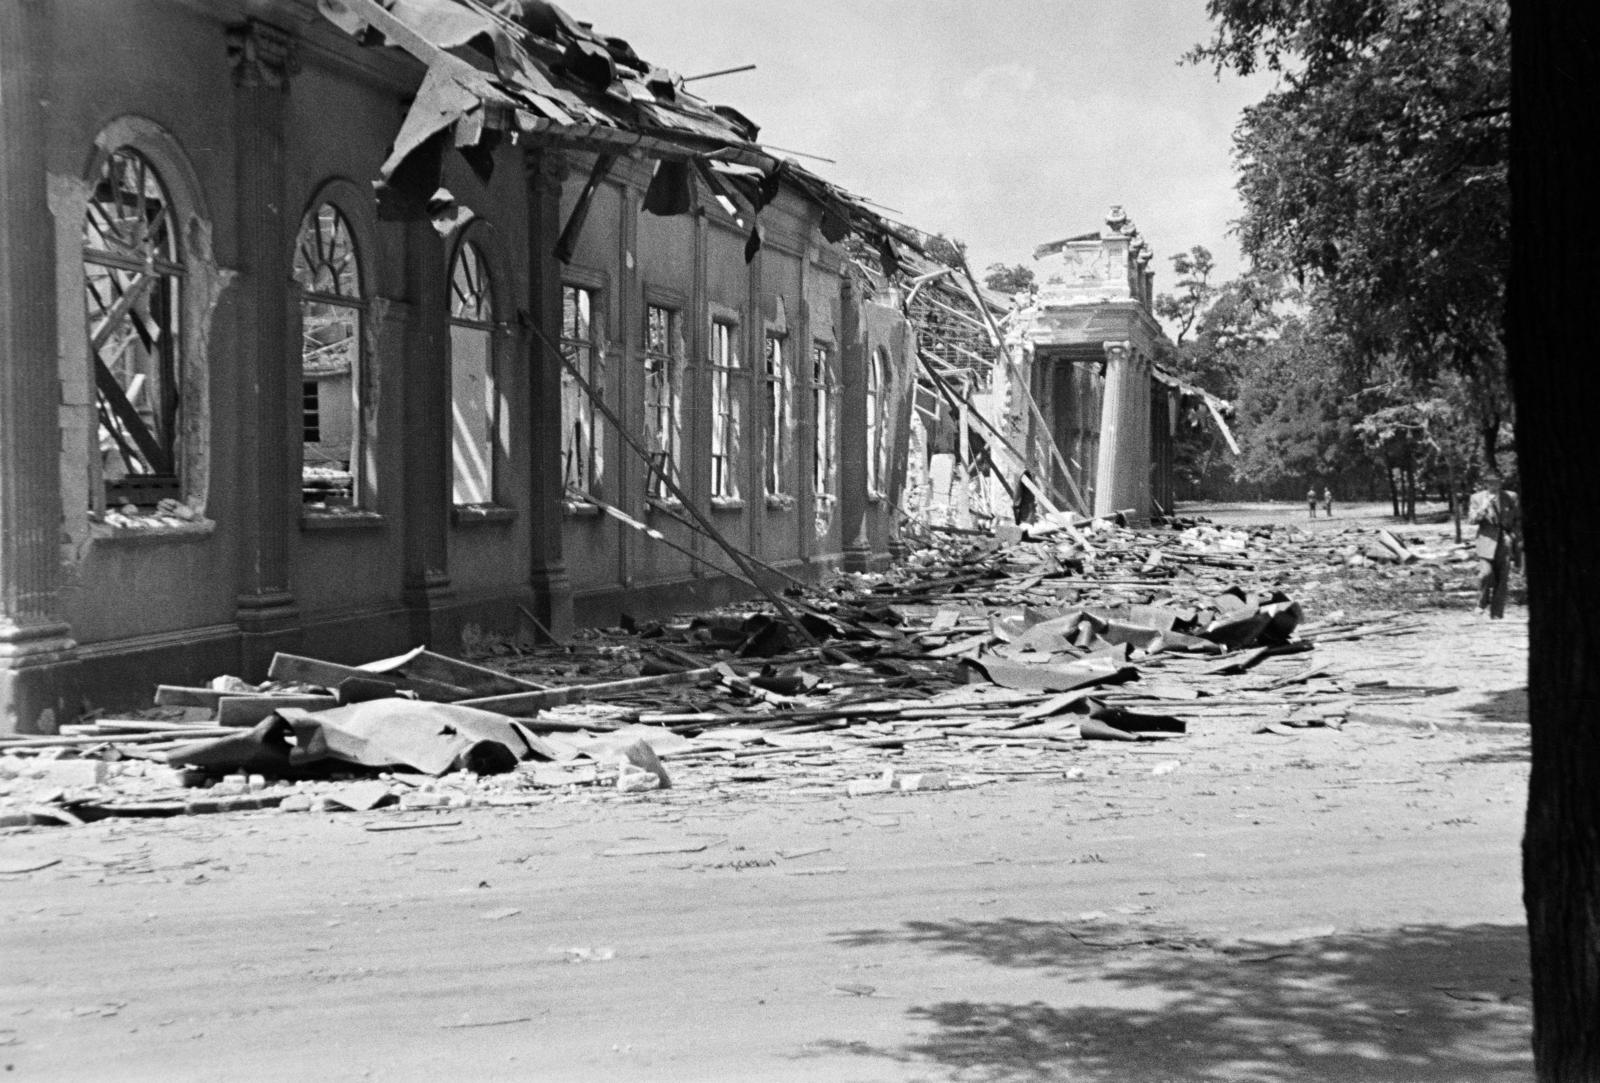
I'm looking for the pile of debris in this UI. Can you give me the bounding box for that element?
[0,515,1462,827]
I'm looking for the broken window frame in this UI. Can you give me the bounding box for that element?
[448,237,497,507]
[83,146,185,510]
[643,302,684,501]
[302,382,322,444]
[560,282,604,500]
[763,332,792,501]
[709,319,743,504]
[867,346,888,498]
[293,201,367,512]
[812,341,838,540]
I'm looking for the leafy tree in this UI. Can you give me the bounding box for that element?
[1354,368,1485,531]
[1154,246,1217,345]
[1227,312,1369,496]
[983,263,1036,298]
[1193,0,1510,464]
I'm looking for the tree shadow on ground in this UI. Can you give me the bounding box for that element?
[1453,740,1530,766]
[809,919,1530,1082]
[1465,686,1528,728]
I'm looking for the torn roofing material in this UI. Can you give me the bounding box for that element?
[317,0,927,258]
[1149,365,1241,456]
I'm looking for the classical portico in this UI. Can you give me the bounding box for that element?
[1009,207,1170,521]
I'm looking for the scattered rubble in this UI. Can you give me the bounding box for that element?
[0,515,1487,827]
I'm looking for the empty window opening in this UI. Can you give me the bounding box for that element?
[867,346,888,497]
[560,284,603,497]
[710,321,742,502]
[764,333,792,499]
[293,203,364,509]
[644,304,683,499]
[450,241,496,505]
[83,147,184,509]
[812,342,837,538]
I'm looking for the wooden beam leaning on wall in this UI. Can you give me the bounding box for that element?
[953,252,1090,518]
[573,488,811,594]
[532,321,834,657]
[911,344,1065,520]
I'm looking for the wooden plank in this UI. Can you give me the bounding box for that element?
[154,685,230,708]
[216,695,338,728]
[457,667,718,717]
[266,654,468,702]
[395,650,548,696]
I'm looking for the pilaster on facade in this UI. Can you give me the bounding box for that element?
[400,215,456,644]
[226,18,300,90]
[523,149,574,640]
[0,0,79,733]
[838,274,870,572]
[231,16,304,672]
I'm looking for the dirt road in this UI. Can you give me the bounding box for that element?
[0,509,1533,1082]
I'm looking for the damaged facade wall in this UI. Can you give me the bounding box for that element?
[0,0,915,733]
[551,153,864,621]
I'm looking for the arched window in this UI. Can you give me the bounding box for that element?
[449,240,495,505]
[293,203,365,509]
[764,332,792,499]
[867,346,888,497]
[83,148,185,508]
[812,341,837,539]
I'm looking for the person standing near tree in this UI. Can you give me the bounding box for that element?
[1307,486,1318,518]
[1322,486,1334,518]
[1469,472,1522,619]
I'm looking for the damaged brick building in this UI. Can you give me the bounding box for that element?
[0,0,1208,733]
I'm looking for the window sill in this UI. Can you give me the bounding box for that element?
[91,514,216,546]
[302,509,385,531]
[711,497,745,512]
[563,500,603,519]
[867,493,886,506]
[765,494,796,511]
[452,503,516,526]
[645,496,684,514]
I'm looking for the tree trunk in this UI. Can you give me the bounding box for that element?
[1403,454,1417,523]
[1386,460,1401,517]
[1448,462,1462,543]
[1516,4,1600,1077]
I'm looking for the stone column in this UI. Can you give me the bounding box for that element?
[1134,350,1152,517]
[228,19,302,675]
[0,3,78,734]
[524,150,573,639]
[1094,341,1150,519]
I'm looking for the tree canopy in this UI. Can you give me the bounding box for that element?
[1194,0,1510,462]
[983,263,1036,298]
[1154,246,1217,346]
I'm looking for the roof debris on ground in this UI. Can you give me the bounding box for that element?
[0,513,1484,827]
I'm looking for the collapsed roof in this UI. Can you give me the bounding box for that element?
[317,0,935,264]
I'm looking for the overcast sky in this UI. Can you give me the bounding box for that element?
[573,0,1279,295]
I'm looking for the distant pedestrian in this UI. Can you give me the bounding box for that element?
[1307,487,1318,518]
[1322,487,1334,518]
[1469,473,1522,619]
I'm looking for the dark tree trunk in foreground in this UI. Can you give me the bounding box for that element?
[1516,4,1600,1077]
